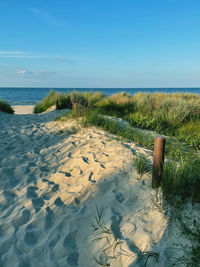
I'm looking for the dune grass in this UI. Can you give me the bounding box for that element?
[34,90,66,113]
[34,90,105,113]
[36,90,200,148]
[36,90,200,203]
[0,99,14,114]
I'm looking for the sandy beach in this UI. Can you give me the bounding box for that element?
[12,105,35,115]
[0,106,193,266]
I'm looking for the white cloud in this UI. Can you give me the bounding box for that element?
[29,8,67,27]
[0,51,41,58]
[17,69,56,76]
[17,69,34,75]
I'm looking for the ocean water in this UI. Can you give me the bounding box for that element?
[0,87,199,105]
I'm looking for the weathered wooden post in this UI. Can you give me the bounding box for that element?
[152,136,166,188]
[56,100,59,109]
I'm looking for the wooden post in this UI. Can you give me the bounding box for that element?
[56,100,59,109]
[152,136,166,188]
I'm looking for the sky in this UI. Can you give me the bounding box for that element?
[1,0,200,88]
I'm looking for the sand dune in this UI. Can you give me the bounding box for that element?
[0,107,193,266]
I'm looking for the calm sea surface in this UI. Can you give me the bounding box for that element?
[0,87,199,105]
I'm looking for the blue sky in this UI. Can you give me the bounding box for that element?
[0,0,200,87]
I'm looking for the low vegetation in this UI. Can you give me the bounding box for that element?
[36,90,200,265]
[36,90,200,202]
[35,90,200,147]
[91,206,159,266]
[34,90,105,113]
[0,99,14,114]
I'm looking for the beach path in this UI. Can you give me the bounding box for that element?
[0,108,187,267]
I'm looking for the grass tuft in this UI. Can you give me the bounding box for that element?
[133,153,152,179]
[0,99,14,114]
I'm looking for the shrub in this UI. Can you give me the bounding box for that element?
[0,99,14,114]
[34,90,61,113]
[56,95,72,109]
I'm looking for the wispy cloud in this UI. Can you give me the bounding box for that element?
[17,69,56,76]
[0,51,41,58]
[29,8,67,27]
[0,51,70,62]
[0,51,23,54]
[17,69,34,75]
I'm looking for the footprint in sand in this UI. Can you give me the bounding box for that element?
[12,209,31,228]
[59,170,72,177]
[111,209,123,239]
[42,178,55,186]
[27,174,37,184]
[44,207,55,230]
[51,184,59,192]
[42,192,51,200]
[3,190,17,206]
[88,172,96,184]
[82,156,89,164]
[54,197,64,207]
[74,198,80,205]
[24,225,39,247]
[113,189,125,203]
[100,163,106,169]
[27,186,38,199]
[1,168,19,189]
[63,231,79,266]
[32,197,45,212]
[40,163,50,172]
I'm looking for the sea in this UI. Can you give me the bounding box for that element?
[0,87,199,105]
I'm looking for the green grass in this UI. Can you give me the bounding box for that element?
[37,90,200,265]
[95,92,135,117]
[132,153,152,179]
[34,90,61,113]
[34,90,105,113]
[37,90,200,204]
[131,93,200,144]
[177,122,200,148]
[35,91,200,149]
[34,90,73,113]
[162,156,200,205]
[0,99,14,114]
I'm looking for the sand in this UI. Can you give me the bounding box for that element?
[0,106,197,267]
[12,105,35,114]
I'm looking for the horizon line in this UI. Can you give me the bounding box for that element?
[0,86,200,89]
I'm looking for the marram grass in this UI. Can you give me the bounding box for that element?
[37,90,200,204]
[0,99,14,114]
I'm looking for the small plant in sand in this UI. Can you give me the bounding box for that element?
[165,206,200,267]
[91,207,123,266]
[133,153,152,179]
[91,206,159,267]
